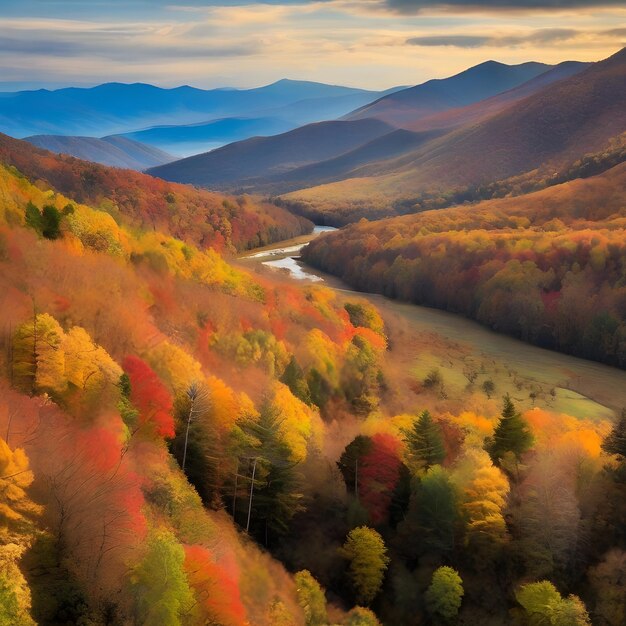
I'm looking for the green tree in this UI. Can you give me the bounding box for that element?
[602,408,626,460]
[237,403,303,543]
[402,410,445,473]
[41,205,62,240]
[294,570,328,626]
[24,202,42,234]
[485,394,533,466]
[130,529,193,626]
[424,566,463,623]
[339,526,389,605]
[343,606,381,625]
[337,435,373,495]
[515,581,590,626]
[280,356,311,404]
[401,465,458,558]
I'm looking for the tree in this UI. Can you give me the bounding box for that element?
[122,356,175,439]
[602,408,626,460]
[515,581,590,626]
[130,529,193,626]
[24,202,42,234]
[482,379,495,399]
[342,606,382,625]
[337,435,373,496]
[588,549,626,626]
[12,313,65,397]
[458,449,510,566]
[294,570,328,626]
[424,566,463,623]
[41,205,62,240]
[401,465,458,558]
[402,410,445,473]
[183,545,246,626]
[339,526,389,605]
[236,403,303,543]
[0,439,41,536]
[485,394,533,466]
[358,433,403,526]
[280,356,311,405]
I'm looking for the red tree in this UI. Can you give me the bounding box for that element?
[359,433,402,525]
[122,355,175,438]
[184,545,247,626]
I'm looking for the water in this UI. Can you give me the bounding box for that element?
[242,225,336,281]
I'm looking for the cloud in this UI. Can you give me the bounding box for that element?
[407,26,626,47]
[385,0,626,14]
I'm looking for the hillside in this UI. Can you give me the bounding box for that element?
[25,134,174,170]
[147,118,395,188]
[150,60,586,197]
[285,47,626,221]
[303,160,626,367]
[2,130,626,626]
[406,60,588,133]
[0,132,311,252]
[345,60,552,126]
[0,139,398,625]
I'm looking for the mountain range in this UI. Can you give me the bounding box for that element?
[147,58,592,200]
[1,79,402,159]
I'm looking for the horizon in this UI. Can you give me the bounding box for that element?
[0,52,616,94]
[1,1,624,90]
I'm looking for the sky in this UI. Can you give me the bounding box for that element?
[1,0,625,91]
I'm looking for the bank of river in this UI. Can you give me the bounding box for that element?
[239,227,626,417]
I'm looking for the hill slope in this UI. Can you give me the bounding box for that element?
[0,133,311,251]
[147,119,395,188]
[303,160,626,367]
[345,60,551,126]
[25,134,174,169]
[285,47,626,220]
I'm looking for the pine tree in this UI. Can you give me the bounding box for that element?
[237,403,303,543]
[402,410,445,473]
[602,408,626,460]
[485,394,533,465]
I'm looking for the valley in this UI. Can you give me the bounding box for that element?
[244,229,626,421]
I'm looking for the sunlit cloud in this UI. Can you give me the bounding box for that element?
[0,1,624,90]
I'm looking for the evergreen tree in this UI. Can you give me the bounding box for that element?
[402,410,445,473]
[602,408,626,460]
[485,394,533,465]
[24,202,42,234]
[337,435,373,495]
[237,403,303,543]
[280,356,311,405]
[41,205,62,240]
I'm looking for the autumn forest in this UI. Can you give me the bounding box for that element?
[2,9,626,626]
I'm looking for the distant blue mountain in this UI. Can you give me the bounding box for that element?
[25,135,174,170]
[0,79,392,143]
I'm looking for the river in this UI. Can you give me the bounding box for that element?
[239,226,626,418]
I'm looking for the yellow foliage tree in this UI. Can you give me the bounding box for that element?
[12,313,65,396]
[147,341,203,394]
[455,449,509,565]
[63,326,122,395]
[271,382,317,463]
